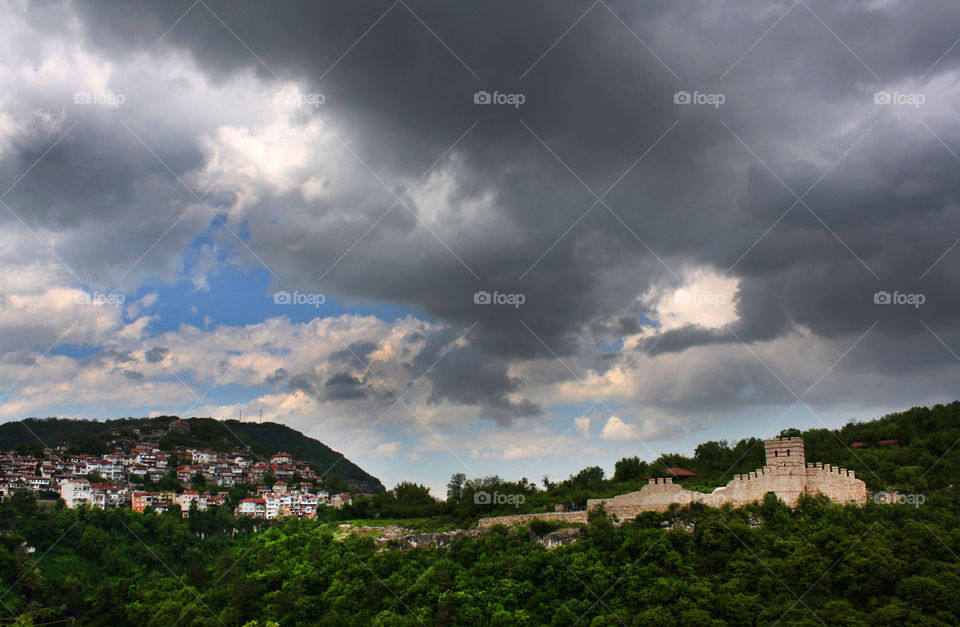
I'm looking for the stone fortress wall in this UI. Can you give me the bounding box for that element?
[477,437,867,527]
[476,511,588,529]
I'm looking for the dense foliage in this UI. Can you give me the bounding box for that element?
[343,403,960,523]
[6,490,960,625]
[4,402,960,625]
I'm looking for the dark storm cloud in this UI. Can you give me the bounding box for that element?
[264,368,288,386]
[116,368,145,382]
[285,369,371,402]
[323,372,368,401]
[0,350,37,367]
[80,350,137,369]
[425,345,543,426]
[329,341,379,367]
[0,96,212,287]
[144,347,170,363]
[286,373,316,397]
[6,0,960,417]
[411,327,542,424]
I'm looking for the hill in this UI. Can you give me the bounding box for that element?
[0,415,385,493]
[5,401,960,625]
[339,401,960,522]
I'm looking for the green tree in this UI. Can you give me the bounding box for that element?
[14,441,44,458]
[613,456,645,482]
[447,473,466,502]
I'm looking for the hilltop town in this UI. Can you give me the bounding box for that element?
[0,418,355,518]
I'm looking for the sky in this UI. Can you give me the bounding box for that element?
[1,0,959,496]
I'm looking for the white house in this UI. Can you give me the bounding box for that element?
[237,497,266,518]
[177,490,208,515]
[60,479,92,508]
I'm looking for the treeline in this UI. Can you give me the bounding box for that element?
[2,493,250,625]
[6,401,960,624]
[341,402,960,523]
[7,488,960,625]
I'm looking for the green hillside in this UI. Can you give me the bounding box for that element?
[5,402,960,625]
[337,401,960,523]
[0,415,385,493]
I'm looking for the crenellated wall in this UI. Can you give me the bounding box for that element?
[803,462,867,504]
[476,438,867,528]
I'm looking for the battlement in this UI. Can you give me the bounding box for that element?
[646,477,674,485]
[807,462,855,478]
[475,437,867,528]
[731,466,776,482]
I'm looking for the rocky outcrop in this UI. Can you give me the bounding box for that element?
[536,527,581,548]
[395,529,490,550]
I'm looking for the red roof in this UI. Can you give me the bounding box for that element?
[877,439,901,446]
[851,442,869,448]
[663,467,698,477]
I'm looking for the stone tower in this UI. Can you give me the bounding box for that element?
[764,436,806,471]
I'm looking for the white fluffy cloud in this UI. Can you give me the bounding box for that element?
[601,415,638,441]
[373,441,401,457]
[652,267,740,332]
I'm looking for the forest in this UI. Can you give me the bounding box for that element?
[3,402,960,625]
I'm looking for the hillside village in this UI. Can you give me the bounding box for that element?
[0,419,354,518]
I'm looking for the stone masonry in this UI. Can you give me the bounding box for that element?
[477,437,867,527]
[476,510,588,529]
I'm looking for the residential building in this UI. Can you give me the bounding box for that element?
[60,479,92,508]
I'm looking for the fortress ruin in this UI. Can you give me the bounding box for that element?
[477,437,867,528]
